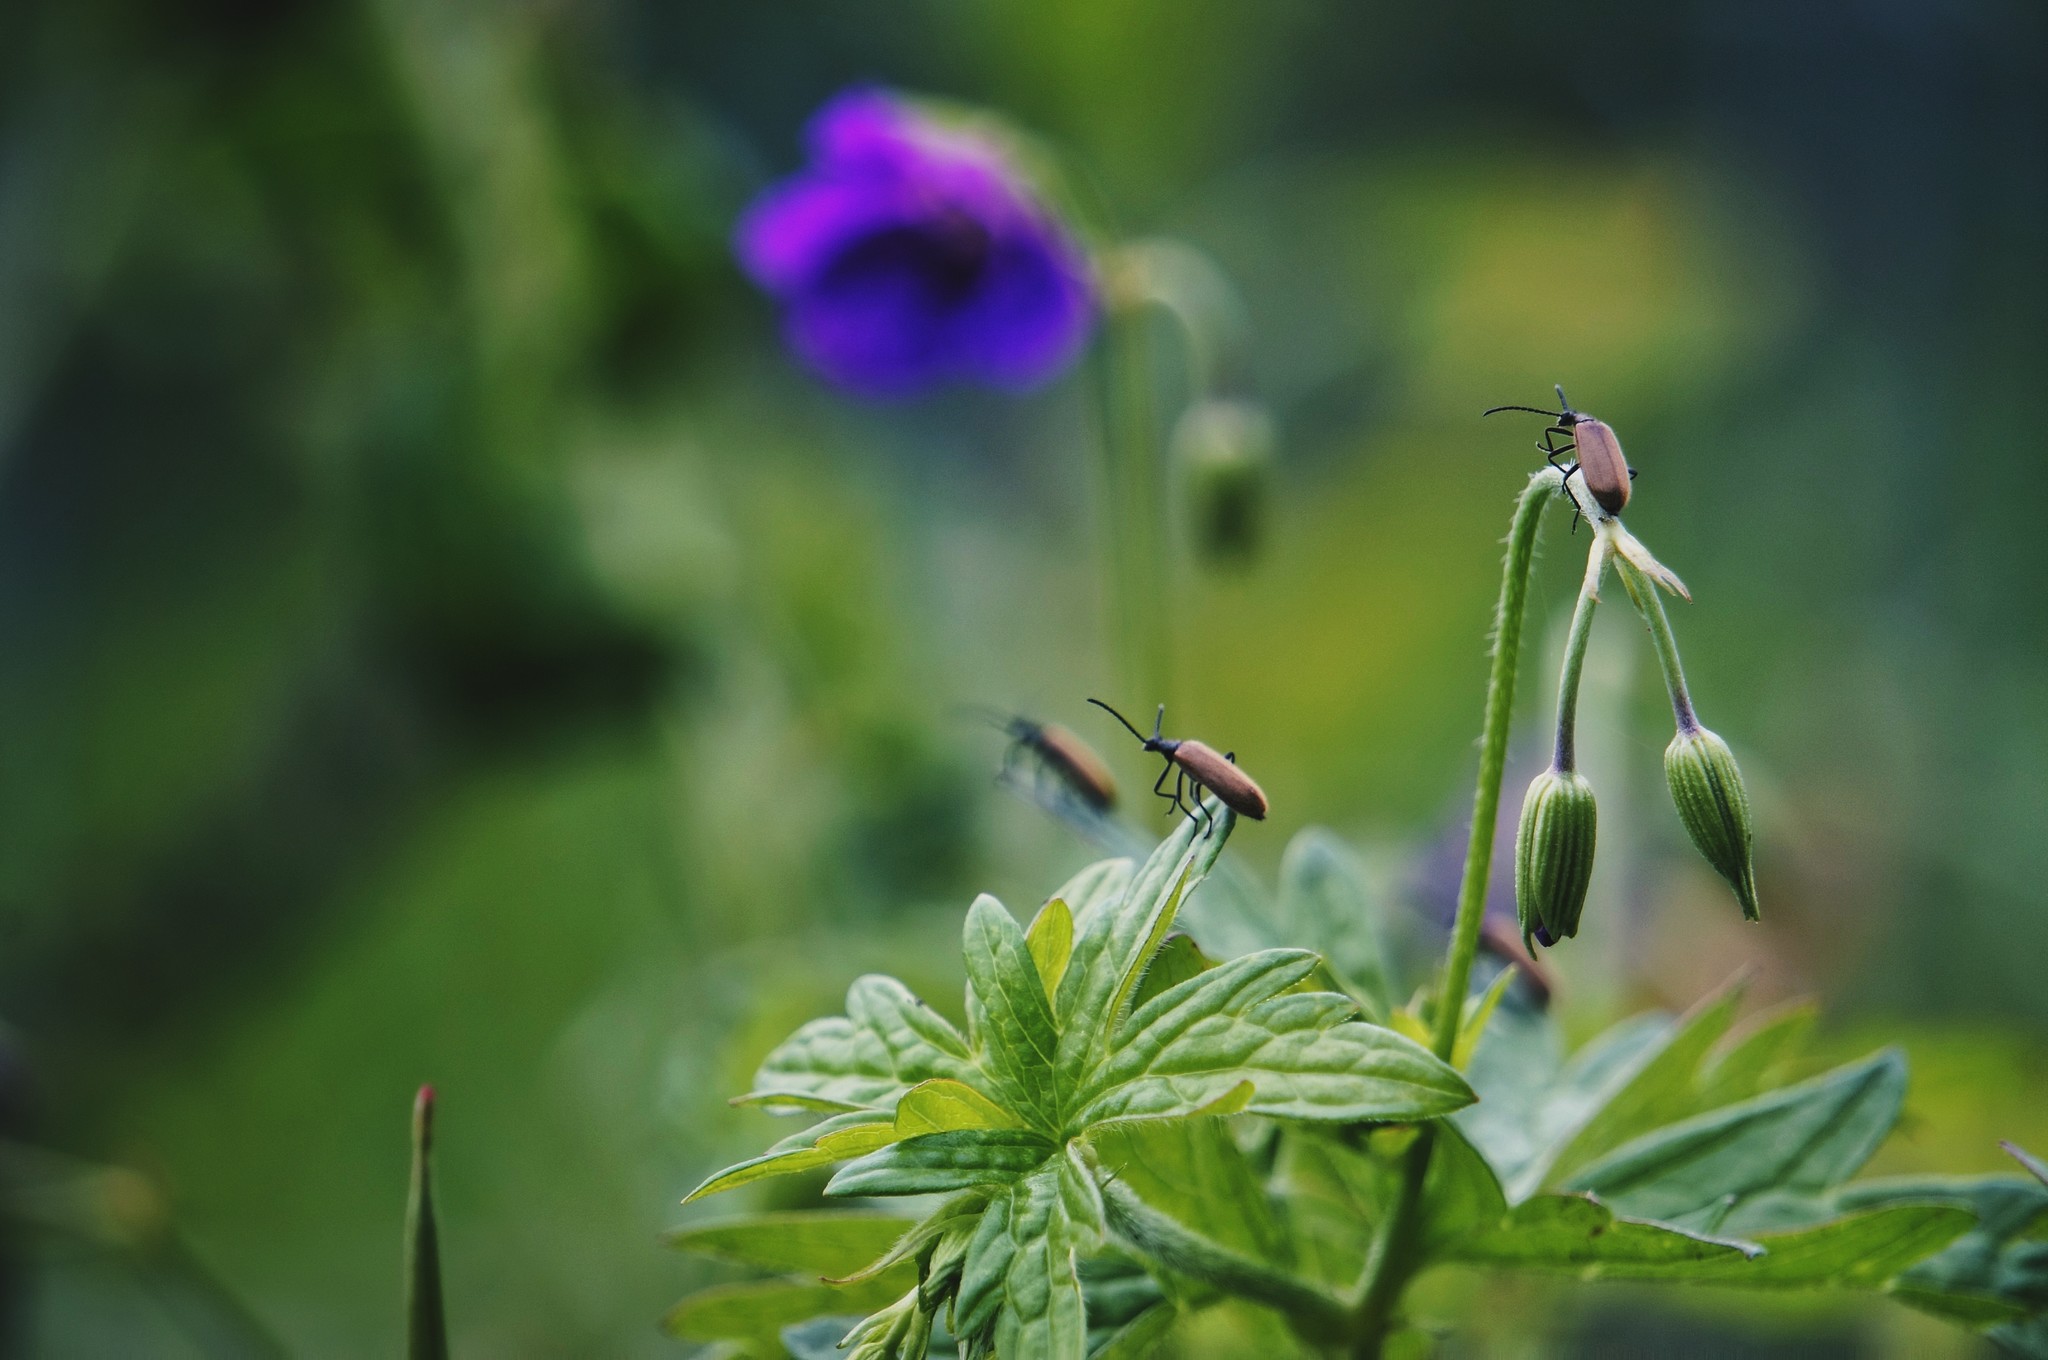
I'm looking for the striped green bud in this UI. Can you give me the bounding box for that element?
[1515,766,1598,948]
[1664,725,1759,921]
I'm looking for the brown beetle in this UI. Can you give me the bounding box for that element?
[1483,385,1636,527]
[994,715,1119,812]
[1088,700,1269,826]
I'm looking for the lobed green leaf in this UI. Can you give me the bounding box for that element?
[748,975,977,1112]
[1090,1118,1288,1263]
[1490,1003,1679,1196]
[893,1078,1021,1136]
[1093,1161,1349,1343]
[1832,1174,2048,1327]
[1449,1193,1760,1276]
[1540,975,1749,1188]
[1274,829,1393,1018]
[1087,1301,1176,1360]
[1127,933,1217,1012]
[685,1112,899,1202]
[826,1128,1056,1198]
[1077,950,1472,1125]
[1054,808,1231,1075]
[1696,1000,1817,1110]
[963,895,1063,1131]
[663,1274,911,1347]
[1673,1204,1972,1289]
[992,1168,1090,1360]
[665,1211,914,1279]
[1563,1049,1906,1224]
[1026,898,1076,999]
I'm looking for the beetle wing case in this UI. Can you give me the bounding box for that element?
[1172,739,1269,819]
[1572,419,1631,515]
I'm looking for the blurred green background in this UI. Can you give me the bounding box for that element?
[2,0,2044,1355]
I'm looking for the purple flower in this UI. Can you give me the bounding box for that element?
[736,88,1096,398]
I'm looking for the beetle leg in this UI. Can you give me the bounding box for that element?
[1152,759,1176,805]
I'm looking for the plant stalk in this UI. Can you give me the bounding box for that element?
[1095,264,1174,715]
[1552,538,1610,772]
[1613,555,1698,734]
[1349,469,1561,1357]
[406,1086,449,1360]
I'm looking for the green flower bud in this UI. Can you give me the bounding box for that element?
[1515,766,1598,948]
[1174,397,1273,566]
[1664,725,1759,921]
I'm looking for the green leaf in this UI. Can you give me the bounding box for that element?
[1088,1302,1176,1360]
[1054,808,1231,1071]
[1128,933,1217,1012]
[1540,975,1749,1189]
[1673,1204,1971,1289]
[1089,1119,1288,1263]
[955,1186,1015,1341]
[963,895,1062,1130]
[826,1128,1056,1198]
[665,1211,915,1279]
[1027,898,1076,998]
[1696,1000,1817,1109]
[1053,858,1136,934]
[685,1112,901,1202]
[992,1168,1090,1360]
[1275,829,1393,1018]
[664,1275,911,1347]
[1077,950,1473,1125]
[1093,1161,1349,1343]
[1058,1141,1108,1250]
[1453,996,1565,1192]
[1563,1049,1906,1223]
[1449,1193,1760,1276]
[894,1078,1021,1136]
[1275,1121,1506,1283]
[1469,1010,1669,1199]
[1450,965,1516,1071]
[1831,1174,2048,1327]
[825,1189,997,1284]
[748,975,977,1112]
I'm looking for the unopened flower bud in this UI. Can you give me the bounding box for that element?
[1515,766,1598,948]
[1174,398,1273,566]
[1664,726,1759,921]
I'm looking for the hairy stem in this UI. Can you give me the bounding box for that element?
[1350,468,1561,1356]
[1613,555,1698,734]
[1552,538,1611,772]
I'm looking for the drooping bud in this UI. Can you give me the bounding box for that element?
[1514,766,1598,949]
[1665,726,1759,921]
[1174,398,1273,566]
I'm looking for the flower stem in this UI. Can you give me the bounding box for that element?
[1096,280,1173,714]
[1350,468,1561,1357]
[1552,539,1611,772]
[1613,555,1698,734]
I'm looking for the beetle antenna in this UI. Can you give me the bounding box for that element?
[1151,705,1166,740]
[1554,383,1574,413]
[1087,698,1149,744]
[1482,404,1566,419]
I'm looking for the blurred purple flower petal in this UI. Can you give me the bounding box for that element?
[736,88,1095,397]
